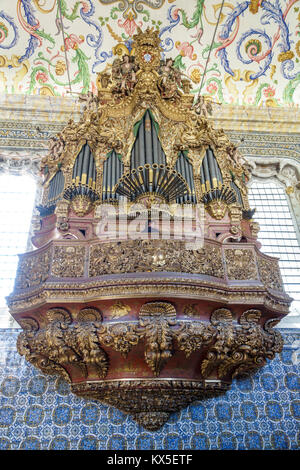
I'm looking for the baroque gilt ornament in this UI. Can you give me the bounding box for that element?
[8,28,292,431]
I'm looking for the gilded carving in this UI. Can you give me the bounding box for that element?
[17,314,71,383]
[98,323,139,357]
[183,304,198,317]
[250,221,260,238]
[51,245,85,277]
[180,245,224,277]
[109,301,131,319]
[69,318,280,428]
[10,28,290,431]
[225,248,258,280]
[228,204,243,226]
[263,318,284,357]
[258,256,284,291]
[89,240,224,278]
[70,322,108,377]
[77,307,102,322]
[17,307,108,380]
[14,249,51,290]
[70,195,94,217]
[38,28,250,214]
[137,302,177,376]
[206,199,228,220]
[55,200,70,231]
[218,309,264,378]
[16,302,285,428]
[46,307,72,324]
[71,378,228,430]
[8,276,291,317]
[201,308,234,378]
[176,321,215,358]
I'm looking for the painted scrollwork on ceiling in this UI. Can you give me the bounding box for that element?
[0,0,299,106]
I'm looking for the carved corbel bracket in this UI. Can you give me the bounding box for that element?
[55,200,70,231]
[16,301,284,430]
[137,301,177,376]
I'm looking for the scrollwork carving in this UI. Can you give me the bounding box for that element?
[14,249,51,289]
[263,318,284,358]
[98,323,139,357]
[258,256,284,291]
[69,321,108,377]
[17,307,108,380]
[52,245,85,277]
[201,308,234,378]
[16,302,284,429]
[225,248,258,280]
[137,302,177,376]
[219,309,264,378]
[89,240,224,278]
[175,321,215,358]
[77,307,102,322]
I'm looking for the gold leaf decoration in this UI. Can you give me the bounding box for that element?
[183,304,198,317]
[109,301,131,319]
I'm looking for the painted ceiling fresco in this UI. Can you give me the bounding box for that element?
[0,1,299,107]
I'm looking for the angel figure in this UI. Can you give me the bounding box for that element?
[62,119,78,141]
[158,58,183,100]
[227,143,247,167]
[79,91,99,113]
[194,95,213,117]
[121,55,138,95]
[112,55,138,96]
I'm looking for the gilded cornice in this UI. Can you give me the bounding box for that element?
[7,238,291,316]
[0,97,299,161]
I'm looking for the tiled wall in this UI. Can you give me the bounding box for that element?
[0,329,299,450]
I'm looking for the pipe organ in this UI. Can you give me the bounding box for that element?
[8,28,291,431]
[64,143,99,205]
[102,150,124,202]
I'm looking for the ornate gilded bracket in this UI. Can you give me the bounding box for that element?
[16,301,283,430]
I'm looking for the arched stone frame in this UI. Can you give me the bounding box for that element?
[246,156,300,235]
[246,156,300,327]
[0,150,44,327]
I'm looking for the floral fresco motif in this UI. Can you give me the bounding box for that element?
[0,0,299,106]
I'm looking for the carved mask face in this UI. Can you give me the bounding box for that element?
[71,195,93,217]
[206,200,228,220]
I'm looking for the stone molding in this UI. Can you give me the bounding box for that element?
[247,156,300,233]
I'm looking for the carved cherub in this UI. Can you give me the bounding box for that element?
[48,133,65,161]
[62,118,77,140]
[121,55,138,93]
[111,57,122,78]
